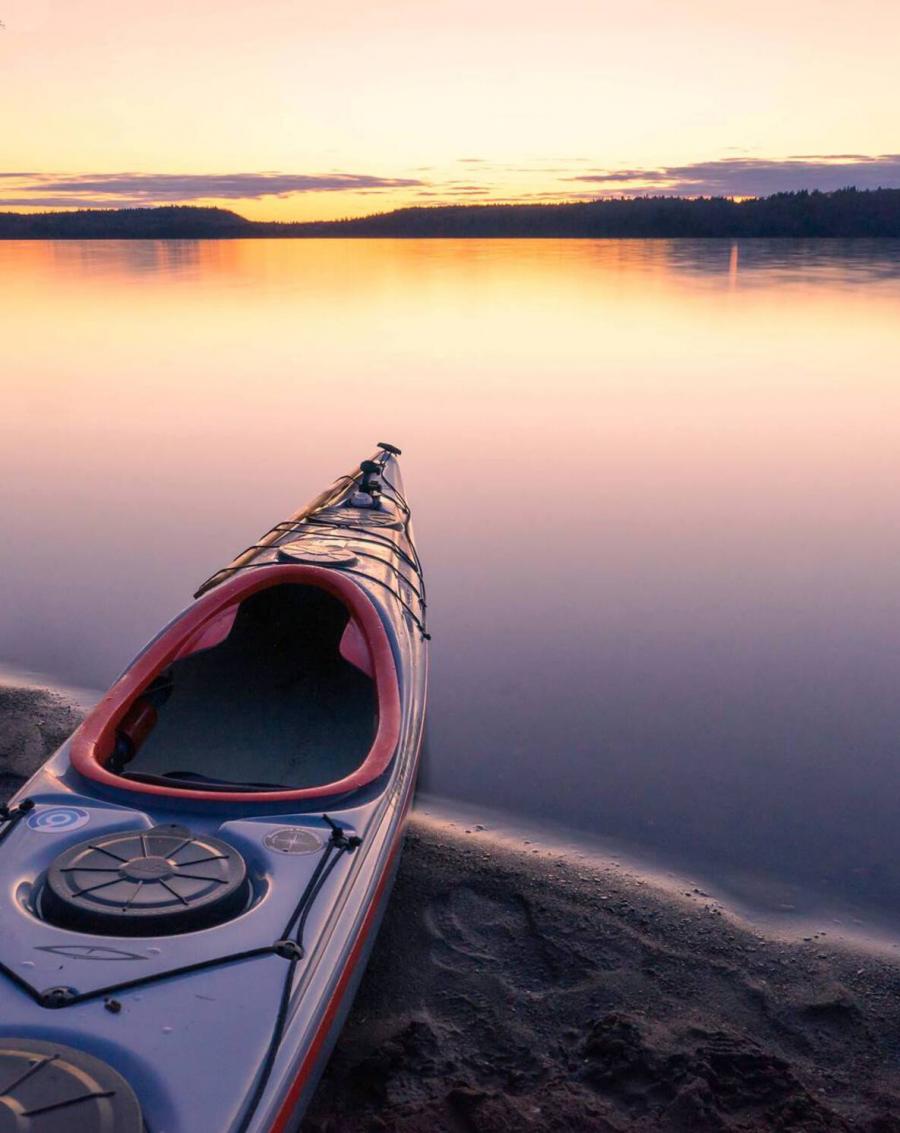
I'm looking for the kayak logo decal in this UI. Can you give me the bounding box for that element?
[27,806,91,833]
[35,944,148,962]
[264,827,324,854]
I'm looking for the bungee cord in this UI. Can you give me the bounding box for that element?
[0,807,362,1132]
[192,458,430,638]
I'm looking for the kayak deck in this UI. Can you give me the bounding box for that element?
[0,446,428,1133]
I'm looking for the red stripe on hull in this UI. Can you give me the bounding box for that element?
[268,779,418,1133]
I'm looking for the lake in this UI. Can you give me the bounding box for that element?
[3,237,900,934]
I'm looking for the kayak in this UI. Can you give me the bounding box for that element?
[0,443,428,1133]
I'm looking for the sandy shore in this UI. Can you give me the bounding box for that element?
[2,684,899,1131]
[307,821,900,1132]
[0,682,84,787]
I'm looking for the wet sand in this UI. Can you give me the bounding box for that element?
[307,819,900,1132]
[0,682,84,787]
[2,685,899,1131]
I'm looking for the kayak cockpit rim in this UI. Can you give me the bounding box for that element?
[69,565,401,803]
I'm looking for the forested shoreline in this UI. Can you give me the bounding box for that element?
[2,188,899,238]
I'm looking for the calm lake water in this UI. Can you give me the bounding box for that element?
[3,238,900,932]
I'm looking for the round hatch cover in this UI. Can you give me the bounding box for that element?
[41,825,249,936]
[276,542,358,567]
[314,507,403,530]
[0,1038,142,1133]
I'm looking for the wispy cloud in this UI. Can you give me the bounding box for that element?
[0,171,426,209]
[0,196,175,209]
[567,155,900,197]
[3,155,900,214]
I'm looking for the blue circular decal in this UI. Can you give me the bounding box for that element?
[27,807,91,834]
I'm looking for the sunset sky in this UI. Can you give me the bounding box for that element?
[3,0,899,221]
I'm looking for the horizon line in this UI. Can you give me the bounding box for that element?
[3,184,897,227]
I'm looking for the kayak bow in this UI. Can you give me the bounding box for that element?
[0,444,428,1133]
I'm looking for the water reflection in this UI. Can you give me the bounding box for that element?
[2,238,899,927]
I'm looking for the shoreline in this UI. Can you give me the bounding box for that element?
[415,797,900,961]
[308,815,900,1131]
[2,683,899,1129]
[0,662,101,712]
[3,190,900,240]
[3,235,900,243]
[2,666,899,951]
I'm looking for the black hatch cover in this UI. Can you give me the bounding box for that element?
[41,824,249,936]
[0,1038,142,1133]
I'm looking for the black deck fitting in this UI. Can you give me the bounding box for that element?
[272,940,304,961]
[322,814,361,851]
[41,986,77,1009]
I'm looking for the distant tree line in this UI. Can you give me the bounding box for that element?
[285,189,900,239]
[0,206,253,239]
[2,189,899,239]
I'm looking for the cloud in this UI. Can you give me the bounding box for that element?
[788,153,870,161]
[0,171,427,208]
[0,197,175,208]
[566,155,900,196]
[4,155,900,214]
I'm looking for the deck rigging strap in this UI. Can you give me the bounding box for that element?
[202,526,426,606]
[0,812,357,1021]
[192,471,364,600]
[235,816,362,1133]
[192,511,430,639]
[0,807,361,1132]
[192,454,429,639]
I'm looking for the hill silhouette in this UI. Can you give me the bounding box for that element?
[1,189,899,239]
[0,205,253,239]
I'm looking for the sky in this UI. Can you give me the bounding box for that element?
[2,0,900,221]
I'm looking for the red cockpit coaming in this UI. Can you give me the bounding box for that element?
[69,565,401,804]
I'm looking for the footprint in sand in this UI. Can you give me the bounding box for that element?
[424,885,573,988]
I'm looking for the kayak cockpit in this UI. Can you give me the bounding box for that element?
[116,584,376,791]
[70,566,401,803]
